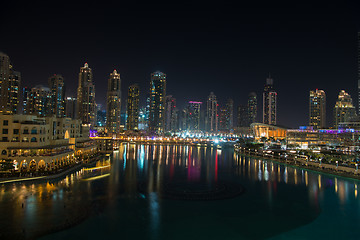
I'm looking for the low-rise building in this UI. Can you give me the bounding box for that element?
[0,114,97,171]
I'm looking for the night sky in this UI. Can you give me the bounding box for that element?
[1,1,360,128]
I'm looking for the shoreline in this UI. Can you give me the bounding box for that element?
[0,154,105,185]
[236,149,360,182]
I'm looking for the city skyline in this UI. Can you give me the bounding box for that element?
[1,1,360,128]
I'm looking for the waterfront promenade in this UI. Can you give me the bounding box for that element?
[235,146,360,180]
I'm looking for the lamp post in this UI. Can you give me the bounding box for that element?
[336,161,339,170]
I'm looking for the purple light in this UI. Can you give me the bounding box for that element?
[189,101,202,104]
[89,130,97,137]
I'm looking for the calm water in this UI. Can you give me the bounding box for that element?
[1,143,360,239]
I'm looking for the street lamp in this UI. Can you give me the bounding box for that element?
[336,161,339,169]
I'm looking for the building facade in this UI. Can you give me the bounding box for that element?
[309,89,326,129]
[237,105,248,127]
[165,95,176,132]
[26,85,51,117]
[248,92,257,125]
[126,84,140,131]
[334,90,356,128]
[187,101,202,131]
[76,63,96,127]
[106,70,121,134]
[205,92,218,132]
[263,76,277,125]
[48,74,66,118]
[148,71,166,133]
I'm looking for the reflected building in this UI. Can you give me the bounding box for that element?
[148,71,166,133]
[309,89,326,129]
[126,84,140,131]
[106,70,121,134]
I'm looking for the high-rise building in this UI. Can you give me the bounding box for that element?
[205,92,218,132]
[358,32,360,115]
[0,52,10,113]
[225,98,234,130]
[0,53,21,114]
[218,108,228,131]
[27,85,51,117]
[148,71,166,133]
[8,67,21,114]
[138,107,148,130]
[48,74,65,118]
[105,70,121,134]
[187,101,202,131]
[248,92,257,125]
[126,84,140,131]
[263,76,277,125]
[237,105,248,127]
[96,104,106,127]
[309,89,326,129]
[165,95,176,132]
[65,97,77,119]
[76,63,96,127]
[22,87,30,114]
[334,90,356,128]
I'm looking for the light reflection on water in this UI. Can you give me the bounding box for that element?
[0,143,359,239]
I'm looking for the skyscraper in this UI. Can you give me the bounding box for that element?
[48,74,65,118]
[225,98,234,130]
[263,76,277,125]
[0,53,21,114]
[205,92,218,132]
[309,89,326,129]
[0,52,10,113]
[248,92,257,125]
[187,101,202,131]
[126,84,140,131]
[334,90,356,128]
[237,105,248,127]
[148,71,166,133]
[76,63,96,127]
[106,70,121,134]
[8,67,21,114]
[65,97,77,119]
[358,32,360,115]
[165,95,176,132]
[27,85,51,117]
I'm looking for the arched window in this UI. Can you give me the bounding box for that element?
[31,127,37,134]
[1,150,7,155]
[31,137,37,142]
[23,127,29,134]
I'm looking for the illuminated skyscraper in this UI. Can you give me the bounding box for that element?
[358,32,360,114]
[225,98,234,130]
[27,85,51,117]
[126,84,140,131]
[263,76,277,125]
[65,97,77,119]
[76,63,96,127]
[106,70,121,134]
[205,92,218,132]
[334,90,356,128]
[0,52,10,113]
[48,74,65,118]
[0,53,21,114]
[148,71,166,133]
[237,105,248,127]
[248,92,257,125]
[187,101,202,131]
[165,95,176,132]
[309,89,326,129]
[22,87,30,114]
